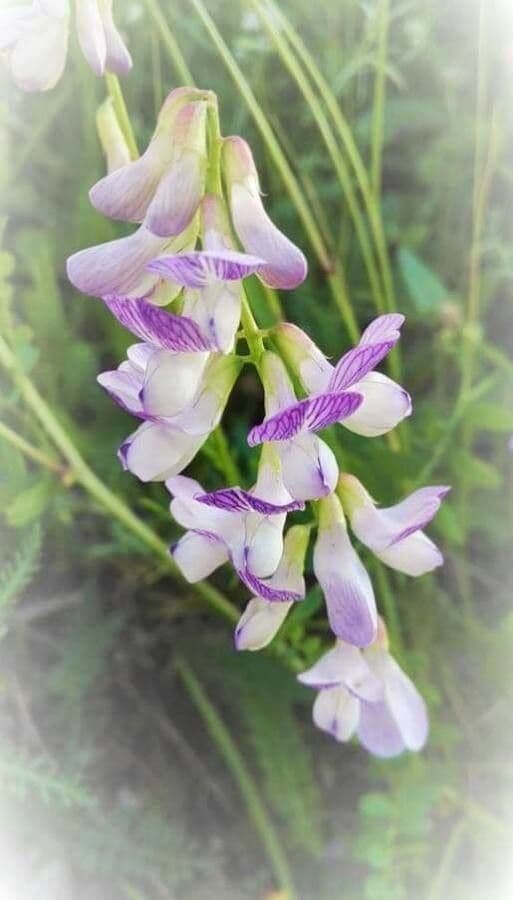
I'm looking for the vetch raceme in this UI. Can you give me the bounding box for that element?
[66,86,449,759]
[0,0,131,92]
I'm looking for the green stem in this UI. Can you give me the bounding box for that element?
[251,0,385,315]
[0,335,238,625]
[241,291,265,364]
[0,420,65,477]
[210,427,240,485]
[175,657,296,897]
[371,0,389,199]
[205,95,223,195]
[188,0,359,342]
[104,73,139,159]
[141,0,194,84]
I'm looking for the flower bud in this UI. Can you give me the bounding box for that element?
[96,97,132,173]
[222,136,307,290]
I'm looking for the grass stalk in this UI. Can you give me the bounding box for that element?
[105,73,139,159]
[370,0,389,199]
[175,657,296,897]
[141,0,194,84]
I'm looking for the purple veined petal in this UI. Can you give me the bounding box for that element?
[312,686,360,742]
[235,597,292,651]
[171,529,228,582]
[119,421,205,482]
[89,143,166,223]
[100,0,132,75]
[97,367,145,417]
[8,13,69,91]
[237,567,304,603]
[350,483,450,552]
[102,295,211,351]
[360,313,404,346]
[66,226,167,298]
[278,433,339,502]
[376,530,444,577]
[194,487,304,515]
[247,391,363,446]
[147,249,266,288]
[75,0,106,76]
[328,342,397,393]
[342,372,412,437]
[357,700,406,758]
[314,506,377,647]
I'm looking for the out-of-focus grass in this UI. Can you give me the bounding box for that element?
[0,1,512,898]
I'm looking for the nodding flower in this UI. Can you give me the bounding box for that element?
[0,0,131,93]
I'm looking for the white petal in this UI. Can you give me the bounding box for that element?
[66,226,166,298]
[381,652,429,751]
[121,422,203,482]
[100,0,132,74]
[312,686,360,741]
[278,433,338,502]
[235,598,292,651]
[376,530,443,576]
[75,0,106,76]
[172,530,228,582]
[182,281,241,354]
[342,372,412,437]
[140,350,208,418]
[9,17,68,91]
[167,475,237,537]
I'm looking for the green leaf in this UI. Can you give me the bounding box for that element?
[5,476,54,527]
[397,247,449,314]
[465,402,513,432]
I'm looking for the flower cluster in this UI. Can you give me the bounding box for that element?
[0,0,131,92]
[66,88,449,758]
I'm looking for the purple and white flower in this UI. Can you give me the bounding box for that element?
[222,136,307,290]
[0,0,69,92]
[338,474,450,576]
[145,195,265,353]
[314,493,377,647]
[248,352,350,502]
[234,525,309,651]
[0,0,131,92]
[299,630,429,757]
[168,445,306,602]
[75,0,132,77]
[274,314,412,437]
[89,88,208,235]
[99,348,241,482]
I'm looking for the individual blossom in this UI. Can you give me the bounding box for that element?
[338,474,450,576]
[98,345,241,482]
[299,621,429,757]
[313,493,377,647]
[234,525,309,651]
[0,0,69,92]
[222,136,307,290]
[146,194,265,353]
[248,351,360,502]
[274,314,412,437]
[168,444,305,602]
[0,0,131,93]
[89,88,208,233]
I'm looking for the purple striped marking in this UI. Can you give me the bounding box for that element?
[247,391,363,446]
[146,249,266,288]
[195,487,304,514]
[238,567,303,603]
[103,295,211,351]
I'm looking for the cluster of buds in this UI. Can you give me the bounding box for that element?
[0,0,131,92]
[66,88,449,758]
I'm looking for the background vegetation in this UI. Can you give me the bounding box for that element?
[1,0,512,897]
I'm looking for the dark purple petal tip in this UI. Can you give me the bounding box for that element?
[238,567,303,603]
[195,487,304,515]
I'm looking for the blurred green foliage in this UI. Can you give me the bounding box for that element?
[0,0,512,898]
